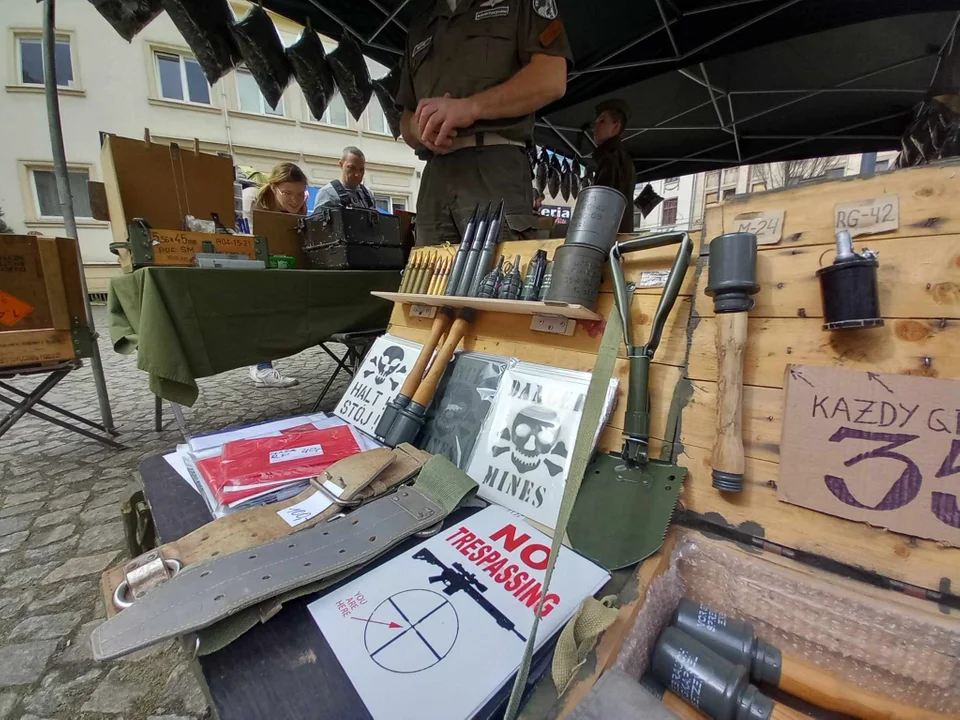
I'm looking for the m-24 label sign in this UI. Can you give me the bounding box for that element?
[778,364,960,546]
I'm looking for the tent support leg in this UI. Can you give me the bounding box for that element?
[42,0,116,435]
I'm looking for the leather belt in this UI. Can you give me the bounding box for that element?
[449,132,526,152]
[100,445,428,619]
[92,455,477,661]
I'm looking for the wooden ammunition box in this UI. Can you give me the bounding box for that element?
[0,235,89,369]
[118,225,269,270]
[384,160,960,718]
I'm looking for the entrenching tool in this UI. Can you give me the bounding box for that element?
[375,206,483,440]
[672,599,959,720]
[705,232,759,493]
[567,232,693,570]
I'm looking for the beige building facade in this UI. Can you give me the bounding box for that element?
[1,0,423,290]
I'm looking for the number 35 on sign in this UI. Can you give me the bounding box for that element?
[778,364,960,546]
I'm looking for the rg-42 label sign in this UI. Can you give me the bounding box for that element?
[778,364,960,546]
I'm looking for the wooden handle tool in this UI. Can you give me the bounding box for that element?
[397,308,452,401]
[412,311,472,407]
[704,232,759,492]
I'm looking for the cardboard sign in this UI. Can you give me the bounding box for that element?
[308,505,609,720]
[834,194,899,237]
[732,209,784,245]
[778,364,960,546]
[0,291,34,328]
[334,335,423,436]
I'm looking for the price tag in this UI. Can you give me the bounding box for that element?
[277,481,344,527]
[269,443,324,464]
[834,194,899,237]
[732,210,784,245]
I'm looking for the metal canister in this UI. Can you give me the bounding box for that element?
[544,244,606,310]
[564,185,627,255]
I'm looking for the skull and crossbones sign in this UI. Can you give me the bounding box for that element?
[363,345,407,390]
[492,405,568,477]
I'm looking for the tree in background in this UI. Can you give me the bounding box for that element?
[0,207,12,234]
[752,158,832,189]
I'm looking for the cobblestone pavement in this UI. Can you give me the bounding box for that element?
[0,306,351,720]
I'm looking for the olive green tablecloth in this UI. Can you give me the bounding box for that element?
[108,267,399,406]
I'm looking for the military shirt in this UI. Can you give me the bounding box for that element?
[397,0,573,144]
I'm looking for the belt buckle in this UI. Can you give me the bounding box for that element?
[310,471,364,508]
[113,550,183,610]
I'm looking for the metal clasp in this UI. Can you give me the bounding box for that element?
[112,551,183,610]
[310,473,363,508]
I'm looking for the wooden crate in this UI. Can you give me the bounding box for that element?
[119,225,268,270]
[100,132,237,271]
[0,235,87,369]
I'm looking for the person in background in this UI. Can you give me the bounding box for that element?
[534,189,545,213]
[248,162,307,388]
[591,98,636,233]
[314,147,377,210]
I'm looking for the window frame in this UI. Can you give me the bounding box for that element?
[154,49,211,106]
[235,66,285,117]
[366,96,390,135]
[661,197,678,226]
[319,92,350,128]
[12,30,78,89]
[22,163,96,223]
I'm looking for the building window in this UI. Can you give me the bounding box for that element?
[722,167,739,185]
[392,199,407,213]
[367,96,389,134]
[751,183,766,193]
[155,51,210,104]
[825,166,845,179]
[705,171,719,190]
[663,176,680,189]
[705,191,719,206]
[32,168,92,219]
[236,68,283,116]
[875,159,889,172]
[722,188,735,201]
[373,196,408,213]
[661,198,678,226]
[320,93,349,127]
[17,34,73,87]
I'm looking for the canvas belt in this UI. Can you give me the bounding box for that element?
[92,454,478,661]
[100,445,428,619]
[449,132,526,152]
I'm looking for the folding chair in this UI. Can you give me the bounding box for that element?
[0,360,122,448]
[312,328,386,412]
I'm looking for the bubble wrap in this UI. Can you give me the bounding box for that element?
[619,530,960,714]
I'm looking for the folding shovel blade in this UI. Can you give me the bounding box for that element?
[567,454,685,571]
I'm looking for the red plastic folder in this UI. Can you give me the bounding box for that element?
[198,428,361,506]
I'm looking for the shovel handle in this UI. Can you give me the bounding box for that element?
[779,655,960,720]
[712,311,748,490]
[398,310,451,399]
[412,314,471,407]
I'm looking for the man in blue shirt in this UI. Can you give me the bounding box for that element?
[314,147,377,210]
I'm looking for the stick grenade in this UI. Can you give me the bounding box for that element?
[456,204,492,296]
[376,207,482,439]
[384,308,475,447]
[446,205,479,296]
[467,200,504,297]
[704,232,758,493]
[639,675,710,720]
[673,599,958,720]
[653,627,806,720]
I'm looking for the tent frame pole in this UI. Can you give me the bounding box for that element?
[42,0,116,435]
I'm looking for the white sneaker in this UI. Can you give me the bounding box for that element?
[249,366,299,388]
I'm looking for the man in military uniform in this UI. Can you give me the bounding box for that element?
[591,98,637,233]
[397,0,572,246]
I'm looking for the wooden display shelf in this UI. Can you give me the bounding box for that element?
[371,292,603,321]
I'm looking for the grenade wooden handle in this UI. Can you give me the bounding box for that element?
[769,702,811,720]
[412,314,471,407]
[779,655,960,720]
[397,311,451,399]
[712,311,748,490]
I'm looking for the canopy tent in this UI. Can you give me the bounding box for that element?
[250,0,960,179]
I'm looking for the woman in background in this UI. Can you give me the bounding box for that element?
[248,163,308,388]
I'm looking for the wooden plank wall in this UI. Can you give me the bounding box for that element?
[678,161,960,596]
[387,235,700,464]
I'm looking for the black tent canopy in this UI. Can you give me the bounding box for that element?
[257,0,960,180]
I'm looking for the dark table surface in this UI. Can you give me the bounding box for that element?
[139,454,554,720]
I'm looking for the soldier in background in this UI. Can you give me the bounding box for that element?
[591,98,637,233]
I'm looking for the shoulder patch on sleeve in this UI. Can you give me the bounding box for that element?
[532,0,558,20]
[539,18,564,47]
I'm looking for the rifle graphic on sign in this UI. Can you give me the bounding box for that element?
[413,548,527,641]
